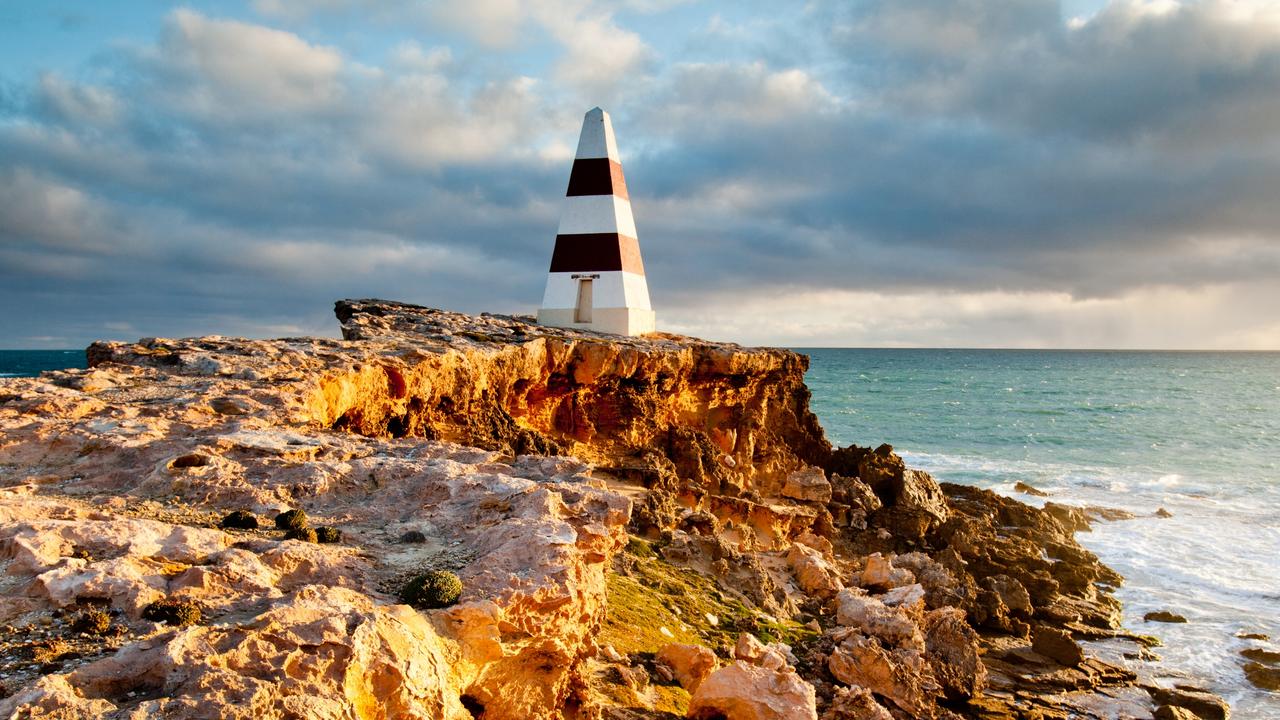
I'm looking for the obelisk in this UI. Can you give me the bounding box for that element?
[537,107,655,336]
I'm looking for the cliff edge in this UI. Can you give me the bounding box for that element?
[0,300,1225,720]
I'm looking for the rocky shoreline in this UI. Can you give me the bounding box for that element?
[0,300,1230,719]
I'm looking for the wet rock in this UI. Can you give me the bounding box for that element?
[1155,507,1174,518]
[1043,502,1091,533]
[1014,481,1048,497]
[1032,626,1084,666]
[688,661,818,720]
[1154,706,1199,720]
[1147,687,1230,720]
[1244,662,1280,691]
[1241,647,1280,664]
[1084,506,1138,523]
[1144,610,1188,623]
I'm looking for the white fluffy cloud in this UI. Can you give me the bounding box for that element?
[151,9,345,118]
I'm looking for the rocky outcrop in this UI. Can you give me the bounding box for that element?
[0,300,1226,720]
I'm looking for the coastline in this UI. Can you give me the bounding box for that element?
[0,301,1238,719]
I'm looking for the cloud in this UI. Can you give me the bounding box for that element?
[1,2,1278,349]
[662,282,1280,350]
[145,9,345,119]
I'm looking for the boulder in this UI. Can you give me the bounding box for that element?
[871,469,950,539]
[835,590,923,651]
[827,631,939,717]
[655,643,717,692]
[782,467,833,504]
[860,553,915,591]
[921,607,986,701]
[880,583,925,610]
[787,543,844,600]
[688,661,818,720]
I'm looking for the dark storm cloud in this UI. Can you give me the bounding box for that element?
[2,1,1279,347]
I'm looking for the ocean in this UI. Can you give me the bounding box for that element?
[2,348,1276,714]
[0,350,85,378]
[804,348,1280,717]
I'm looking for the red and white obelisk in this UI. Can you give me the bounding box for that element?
[537,107,656,336]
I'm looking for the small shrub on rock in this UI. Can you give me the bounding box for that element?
[400,530,427,544]
[219,510,259,530]
[70,608,112,635]
[142,599,201,627]
[285,527,319,543]
[274,509,308,531]
[400,570,463,609]
[315,526,342,543]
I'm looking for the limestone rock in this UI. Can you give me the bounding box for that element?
[787,543,843,600]
[921,607,986,701]
[1144,610,1188,623]
[687,661,818,720]
[782,466,832,503]
[821,686,893,720]
[860,553,915,592]
[655,643,717,692]
[835,590,923,651]
[827,630,939,717]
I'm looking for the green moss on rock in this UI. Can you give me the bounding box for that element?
[315,526,342,543]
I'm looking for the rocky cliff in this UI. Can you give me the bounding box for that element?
[0,301,1225,720]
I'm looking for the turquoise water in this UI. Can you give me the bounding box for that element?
[804,349,1280,717]
[0,350,84,378]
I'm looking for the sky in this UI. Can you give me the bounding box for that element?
[2,0,1279,349]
